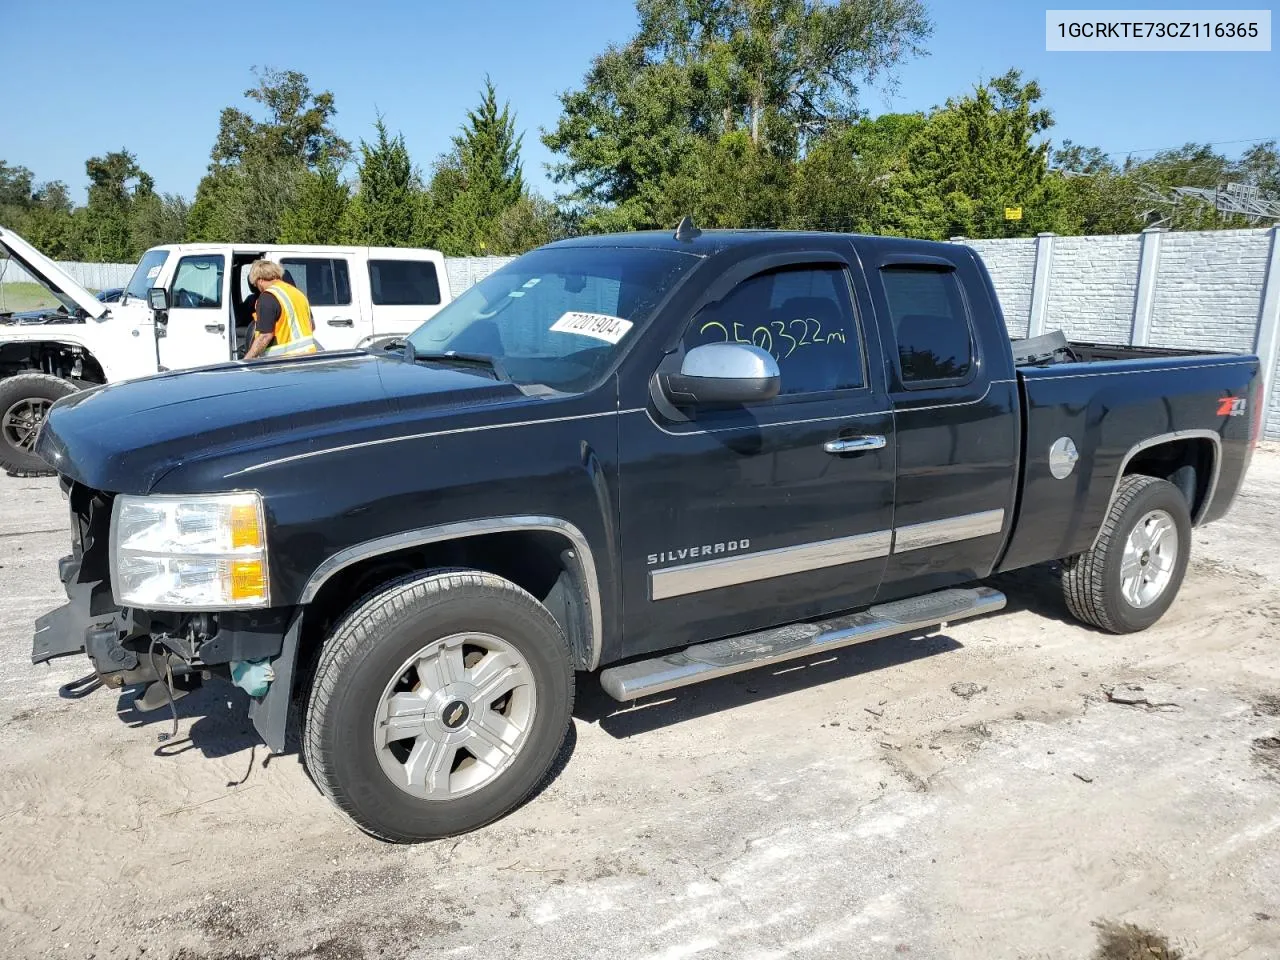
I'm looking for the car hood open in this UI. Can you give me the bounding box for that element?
[0,225,108,320]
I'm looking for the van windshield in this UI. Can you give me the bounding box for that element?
[123,249,170,303]
[404,246,699,392]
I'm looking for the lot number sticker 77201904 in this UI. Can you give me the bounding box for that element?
[550,312,634,345]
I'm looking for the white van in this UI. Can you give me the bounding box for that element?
[0,226,452,473]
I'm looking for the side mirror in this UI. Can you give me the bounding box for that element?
[661,342,781,406]
[148,287,170,312]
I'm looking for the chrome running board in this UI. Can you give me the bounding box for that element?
[599,586,1006,701]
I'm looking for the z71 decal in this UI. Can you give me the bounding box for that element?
[1217,397,1247,417]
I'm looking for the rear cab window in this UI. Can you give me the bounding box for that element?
[878,265,976,388]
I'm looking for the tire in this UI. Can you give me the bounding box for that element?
[1062,475,1192,633]
[302,569,575,842]
[0,373,78,477]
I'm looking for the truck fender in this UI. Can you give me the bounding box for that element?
[248,516,604,754]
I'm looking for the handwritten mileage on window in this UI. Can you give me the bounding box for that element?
[697,318,848,362]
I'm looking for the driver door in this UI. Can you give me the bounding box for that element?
[158,252,232,371]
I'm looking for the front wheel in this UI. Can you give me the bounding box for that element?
[302,570,575,842]
[0,373,78,477]
[1061,475,1192,633]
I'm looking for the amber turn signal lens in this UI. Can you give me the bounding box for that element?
[229,503,263,549]
[226,560,267,602]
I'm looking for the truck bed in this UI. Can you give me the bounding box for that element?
[1010,330,1231,367]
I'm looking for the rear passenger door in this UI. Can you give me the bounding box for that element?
[864,253,1020,600]
[366,256,447,340]
[265,252,369,351]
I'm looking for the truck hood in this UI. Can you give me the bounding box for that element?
[0,225,108,320]
[36,350,528,493]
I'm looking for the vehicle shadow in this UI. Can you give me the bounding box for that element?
[985,562,1078,624]
[114,682,264,761]
[574,627,965,739]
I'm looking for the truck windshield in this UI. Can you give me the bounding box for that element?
[405,246,699,392]
[123,249,170,303]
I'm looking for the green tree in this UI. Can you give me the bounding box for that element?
[542,0,932,228]
[883,69,1059,239]
[279,154,351,244]
[341,117,419,245]
[421,77,532,254]
[488,195,569,255]
[189,67,350,243]
[0,161,78,257]
[788,112,925,232]
[74,149,156,260]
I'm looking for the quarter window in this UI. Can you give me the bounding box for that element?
[879,266,974,385]
[682,265,864,396]
[171,255,224,309]
[280,258,352,306]
[369,259,442,306]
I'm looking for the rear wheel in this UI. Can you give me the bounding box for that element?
[1061,475,1192,633]
[302,570,575,842]
[0,373,77,477]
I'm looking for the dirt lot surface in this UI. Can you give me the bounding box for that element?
[2,447,1279,960]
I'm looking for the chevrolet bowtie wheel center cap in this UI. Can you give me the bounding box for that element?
[442,699,471,730]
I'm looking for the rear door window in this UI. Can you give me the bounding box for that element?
[369,260,442,306]
[281,258,352,306]
[879,266,974,386]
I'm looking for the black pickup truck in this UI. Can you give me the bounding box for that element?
[30,221,1264,842]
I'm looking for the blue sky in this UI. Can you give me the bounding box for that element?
[4,0,1276,205]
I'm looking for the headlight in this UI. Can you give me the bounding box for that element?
[109,492,270,610]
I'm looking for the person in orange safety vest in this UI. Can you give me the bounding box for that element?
[244,259,322,360]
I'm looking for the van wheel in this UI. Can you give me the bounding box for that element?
[1061,475,1192,633]
[0,373,77,477]
[302,570,575,842]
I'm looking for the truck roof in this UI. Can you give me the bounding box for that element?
[545,227,964,259]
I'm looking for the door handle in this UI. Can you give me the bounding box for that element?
[824,435,886,454]
[205,323,226,334]
[328,318,354,327]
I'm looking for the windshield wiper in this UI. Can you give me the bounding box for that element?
[400,342,509,382]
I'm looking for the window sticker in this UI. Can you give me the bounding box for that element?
[146,265,161,279]
[549,311,634,344]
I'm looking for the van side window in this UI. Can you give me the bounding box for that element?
[682,265,865,396]
[171,255,225,309]
[369,260,442,306]
[879,266,974,385]
[281,258,352,306]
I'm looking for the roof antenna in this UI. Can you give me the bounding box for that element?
[674,215,702,241]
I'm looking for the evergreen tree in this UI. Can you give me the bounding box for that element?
[279,154,351,244]
[341,117,418,245]
[422,76,529,254]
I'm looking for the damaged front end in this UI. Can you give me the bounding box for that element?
[32,476,298,750]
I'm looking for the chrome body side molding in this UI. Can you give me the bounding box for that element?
[892,509,1006,554]
[649,530,893,601]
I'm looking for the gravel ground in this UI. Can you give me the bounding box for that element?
[2,446,1279,960]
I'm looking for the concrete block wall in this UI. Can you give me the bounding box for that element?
[1043,235,1143,343]
[956,225,1280,442]
[965,238,1036,337]
[1148,229,1272,353]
